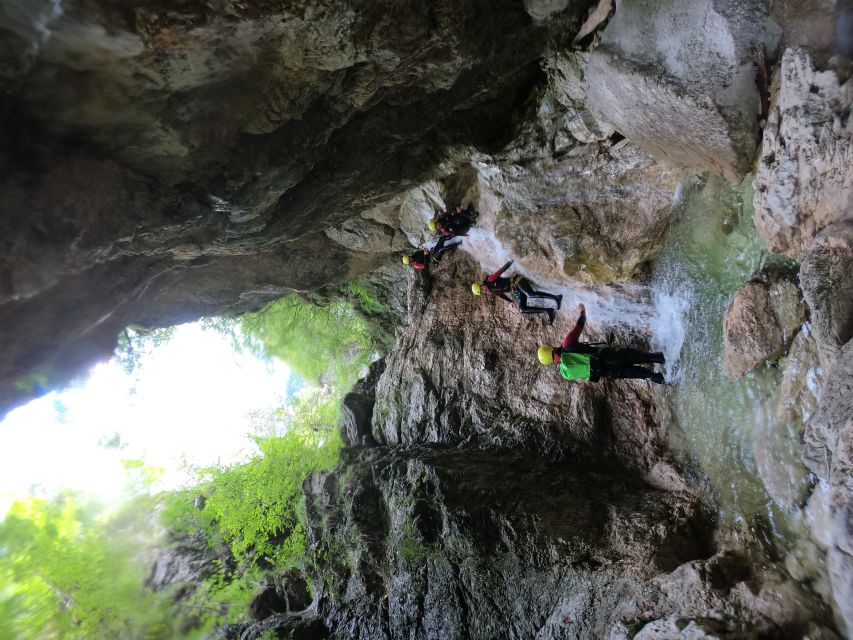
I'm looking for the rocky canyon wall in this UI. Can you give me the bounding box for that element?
[2,0,852,638]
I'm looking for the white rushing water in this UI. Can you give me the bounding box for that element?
[461,227,660,331]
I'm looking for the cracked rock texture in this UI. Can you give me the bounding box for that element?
[754,49,853,639]
[753,48,853,261]
[722,265,806,378]
[584,0,781,180]
[302,448,831,640]
[801,338,853,636]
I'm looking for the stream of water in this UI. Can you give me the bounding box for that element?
[462,171,811,551]
[649,174,810,546]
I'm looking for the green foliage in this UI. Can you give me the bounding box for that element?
[0,494,179,640]
[114,326,177,375]
[158,393,342,628]
[207,294,376,387]
[164,394,340,565]
[341,277,389,317]
[13,368,51,394]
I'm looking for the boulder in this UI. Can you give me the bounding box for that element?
[777,327,822,424]
[722,268,806,378]
[585,0,781,180]
[753,48,853,260]
[800,221,853,369]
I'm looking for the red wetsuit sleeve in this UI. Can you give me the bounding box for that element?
[485,260,513,284]
[562,311,586,347]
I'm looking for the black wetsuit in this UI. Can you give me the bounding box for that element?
[436,205,478,237]
[432,235,462,261]
[555,311,665,383]
[482,261,560,319]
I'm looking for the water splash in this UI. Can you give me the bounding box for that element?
[1,0,64,76]
[461,227,659,332]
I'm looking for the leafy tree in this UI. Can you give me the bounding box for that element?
[114,326,176,375]
[161,392,340,571]
[0,494,180,639]
[242,295,374,386]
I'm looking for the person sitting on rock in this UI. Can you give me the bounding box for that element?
[402,236,462,271]
[537,304,666,383]
[428,203,478,238]
[471,259,562,324]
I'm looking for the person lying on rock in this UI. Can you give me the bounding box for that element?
[537,304,666,383]
[428,203,478,238]
[471,259,562,325]
[402,236,462,270]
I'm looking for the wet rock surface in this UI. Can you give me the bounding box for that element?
[753,48,853,260]
[585,0,781,180]
[372,253,675,481]
[722,265,806,378]
[801,339,853,635]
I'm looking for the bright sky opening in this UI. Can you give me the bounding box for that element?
[0,322,292,516]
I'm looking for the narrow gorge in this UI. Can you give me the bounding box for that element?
[1,1,851,638]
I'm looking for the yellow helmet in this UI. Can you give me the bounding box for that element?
[402,255,411,265]
[537,346,554,365]
[471,282,481,296]
[428,219,437,232]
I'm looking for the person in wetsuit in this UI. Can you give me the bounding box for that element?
[402,236,462,271]
[429,204,478,238]
[471,260,562,324]
[537,304,666,383]
[402,249,430,270]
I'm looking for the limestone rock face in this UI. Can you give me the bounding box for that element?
[777,327,822,424]
[339,360,384,448]
[800,221,853,369]
[484,141,681,283]
[523,0,571,22]
[585,0,781,180]
[303,448,830,640]
[722,268,806,379]
[801,339,853,636]
[0,0,591,417]
[753,48,853,260]
[371,254,676,483]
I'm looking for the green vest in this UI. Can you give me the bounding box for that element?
[559,352,591,381]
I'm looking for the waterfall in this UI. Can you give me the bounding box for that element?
[460,171,810,546]
[461,227,660,332]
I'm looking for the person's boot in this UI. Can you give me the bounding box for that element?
[650,352,665,364]
[650,372,665,384]
[547,309,556,325]
[555,294,563,310]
